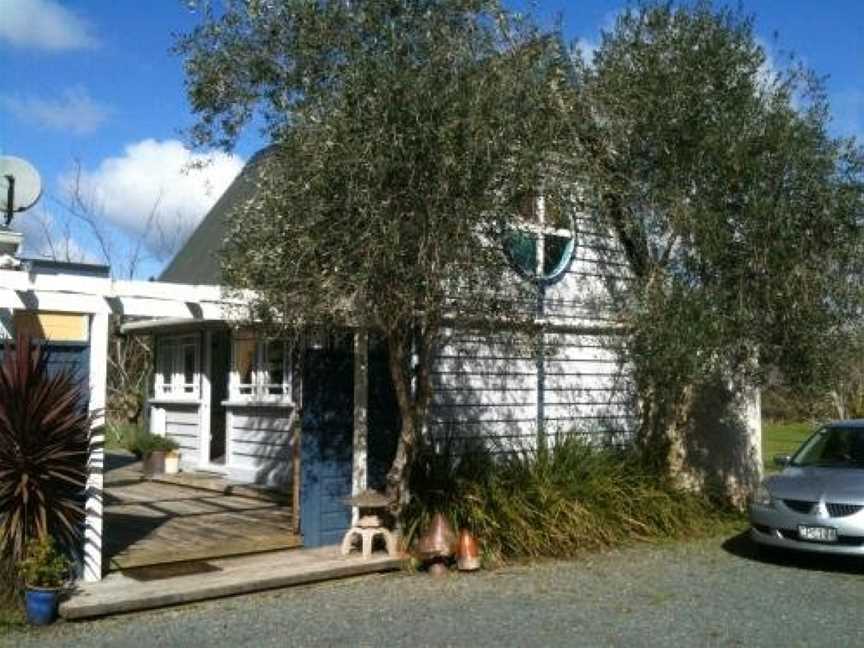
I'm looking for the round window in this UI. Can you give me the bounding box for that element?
[503,218,576,284]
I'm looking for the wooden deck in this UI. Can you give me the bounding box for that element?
[104,453,301,571]
[62,546,403,620]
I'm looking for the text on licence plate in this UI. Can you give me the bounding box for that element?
[798,525,837,542]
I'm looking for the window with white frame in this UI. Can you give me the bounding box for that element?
[503,190,576,285]
[230,332,292,402]
[154,334,200,398]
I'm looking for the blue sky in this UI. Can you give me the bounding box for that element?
[1,0,862,278]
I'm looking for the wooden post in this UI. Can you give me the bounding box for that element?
[292,343,303,536]
[83,312,109,582]
[352,329,369,525]
[200,330,212,469]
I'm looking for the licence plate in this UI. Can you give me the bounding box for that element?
[798,525,838,543]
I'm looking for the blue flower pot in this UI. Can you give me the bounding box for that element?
[25,587,60,626]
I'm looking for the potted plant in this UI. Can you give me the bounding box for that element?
[127,430,179,476]
[19,536,70,626]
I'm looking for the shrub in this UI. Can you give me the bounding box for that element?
[402,432,739,564]
[0,335,89,564]
[124,429,179,457]
[106,421,144,451]
[19,536,70,589]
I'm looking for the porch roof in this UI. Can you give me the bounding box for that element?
[0,267,244,321]
[120,318,229,335]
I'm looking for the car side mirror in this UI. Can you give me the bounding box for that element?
[773,454,791,468]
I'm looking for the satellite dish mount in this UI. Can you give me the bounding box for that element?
[0,156,43,228]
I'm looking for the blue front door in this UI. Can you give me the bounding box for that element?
[300,341,354,547]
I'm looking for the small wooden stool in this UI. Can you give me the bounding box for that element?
[340,515,398,558]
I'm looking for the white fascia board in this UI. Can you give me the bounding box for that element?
[115,296,202,319]
[28,291,111,315]
[0,288,25,309]
[112,280,226,304]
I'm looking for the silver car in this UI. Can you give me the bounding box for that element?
[750,420,864,555]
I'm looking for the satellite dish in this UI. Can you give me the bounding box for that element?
[0,156,42,227]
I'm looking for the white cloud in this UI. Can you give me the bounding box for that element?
[0,0,99,51]
[62,139,245,256]
[1,86,111,134]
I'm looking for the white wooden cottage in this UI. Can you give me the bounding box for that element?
[119,148,644,551]
[0,147,761,582]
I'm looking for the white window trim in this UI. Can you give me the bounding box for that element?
[229,335,293,404]
[154,334,201,400]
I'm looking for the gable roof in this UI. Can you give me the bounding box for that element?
[159,146,278,285]
[161,33,576,287]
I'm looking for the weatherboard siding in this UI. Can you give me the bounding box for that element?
[160,404,202,468]
[428,218,634,450]
[429,329,632,450]
[227,407,296,488]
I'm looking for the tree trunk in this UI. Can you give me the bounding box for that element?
[384,332,417,515]
[383,325,435,518]
[637,381,697,490]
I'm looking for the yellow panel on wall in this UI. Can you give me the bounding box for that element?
[13,311,89,342]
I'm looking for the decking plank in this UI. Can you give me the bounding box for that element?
[104,472,298,571]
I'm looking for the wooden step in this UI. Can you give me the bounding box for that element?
[62,547,403,620]
[108,533,302,571]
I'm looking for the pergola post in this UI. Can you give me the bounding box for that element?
[83,312,109,582]
[352,329,369,524]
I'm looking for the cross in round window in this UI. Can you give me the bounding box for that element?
[503,191,576,285]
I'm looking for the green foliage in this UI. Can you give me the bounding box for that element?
[0,557,24,629]
[574,1,864,474]
[177,0,864,499]
[0,336,89,563]
[106,421,145,451]
[402,434,739,563]
[124,429,179,457]
[18,536,70,589]
[177,0,577,501]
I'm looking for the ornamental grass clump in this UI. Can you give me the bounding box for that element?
[403,432,738,564]
[0,335,90,566]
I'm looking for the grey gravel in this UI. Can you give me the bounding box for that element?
[5,533,864,647]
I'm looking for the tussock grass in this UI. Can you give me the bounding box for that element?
[403,434,740,564]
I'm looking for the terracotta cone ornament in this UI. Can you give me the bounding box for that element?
[416,513,456,576]
[456,529,480,571]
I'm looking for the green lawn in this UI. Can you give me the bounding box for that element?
[762,421,813,471]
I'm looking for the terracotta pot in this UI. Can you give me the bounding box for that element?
[456,529,481,571]
[416,513,457,560]
[142,450,166,476]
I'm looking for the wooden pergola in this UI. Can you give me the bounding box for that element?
[0,268,242,581]
[1,268,374,582]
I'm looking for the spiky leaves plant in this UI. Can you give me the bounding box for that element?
[0,335,90,562]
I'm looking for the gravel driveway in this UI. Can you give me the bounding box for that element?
[6,532,864,647]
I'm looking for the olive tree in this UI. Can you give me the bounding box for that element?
[571,2,864,489]
[176,0,575,505]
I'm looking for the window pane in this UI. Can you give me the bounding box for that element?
[503,230,537,279]
[183,344,196,392]
[234,337,256,394]
[542,234,573,278]
[158,343,174,393]
[265,340,285,395]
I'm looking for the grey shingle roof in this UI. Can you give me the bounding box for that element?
[159,146,278,285]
